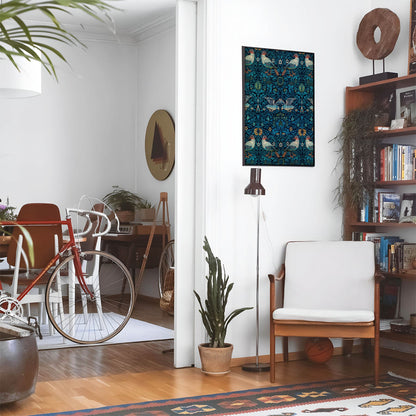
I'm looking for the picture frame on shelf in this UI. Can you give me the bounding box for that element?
[380,192,401,223]
[390,118,406,129]
[399,193,416,223]
[242,46,314,167]
[395,86,416,127]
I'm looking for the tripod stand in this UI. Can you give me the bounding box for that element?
[135,192,171,293]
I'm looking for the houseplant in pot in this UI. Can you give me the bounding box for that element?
[136,199,155,222]
[194,237,252,375]
[103,186,144,223]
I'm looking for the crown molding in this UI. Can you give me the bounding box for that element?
[129,13,176,43]
[22,11,176,46]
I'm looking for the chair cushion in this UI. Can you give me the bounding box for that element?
[273,307,374,323]
[283,241,375,311]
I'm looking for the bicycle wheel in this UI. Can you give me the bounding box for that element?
[158,240,174,297]
[45,250,135,344]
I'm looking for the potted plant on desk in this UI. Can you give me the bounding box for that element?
[103,186,144,223]
[136,199,155,222]
[194,237,252,375]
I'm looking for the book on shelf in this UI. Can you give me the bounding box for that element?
[402,243,416,270]
[399,193,416,224]
[379,236,403,271]
[379,192,400,223]
[351,233,410,272]
[384,241,416,273]
[379,144,415,182]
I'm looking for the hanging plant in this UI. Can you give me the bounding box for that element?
[333,105,378,210]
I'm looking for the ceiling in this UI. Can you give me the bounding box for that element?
[26,0,176,40]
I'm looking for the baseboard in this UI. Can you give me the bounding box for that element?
[230,345,356,367]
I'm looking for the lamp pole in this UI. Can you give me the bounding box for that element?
[242,168,269,372]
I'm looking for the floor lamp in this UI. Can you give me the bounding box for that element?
[242,168,270,372]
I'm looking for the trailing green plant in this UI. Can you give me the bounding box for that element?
[103,186,144,211]
[0,0,116,79]
[194,237,252,348]
[332,105,378,210]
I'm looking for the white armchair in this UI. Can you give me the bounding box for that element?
[269,241,381,385]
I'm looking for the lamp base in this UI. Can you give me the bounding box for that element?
[242,362,270,372]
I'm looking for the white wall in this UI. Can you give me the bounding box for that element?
[193,0,412,362]
[0,27,176,298]
[135,27,176,298]
[0,40,138,213]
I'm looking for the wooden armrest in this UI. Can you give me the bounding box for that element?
[269,264,285,313]
[268,264,285,283]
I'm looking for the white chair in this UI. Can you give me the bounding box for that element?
[0,203,63,328]
[269,241,381,385]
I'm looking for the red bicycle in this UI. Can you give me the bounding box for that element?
[0,207,135,344]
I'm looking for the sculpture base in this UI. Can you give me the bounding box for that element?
[359,72,398,85]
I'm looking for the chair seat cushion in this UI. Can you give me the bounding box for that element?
[273,307,374,323]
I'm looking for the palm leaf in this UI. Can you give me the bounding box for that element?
[0,0,117,79]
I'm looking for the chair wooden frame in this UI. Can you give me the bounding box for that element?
[269,251,383,386]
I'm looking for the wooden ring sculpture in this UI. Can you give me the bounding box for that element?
[356,8,400,60]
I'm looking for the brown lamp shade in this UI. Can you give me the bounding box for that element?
[244,168,265,196]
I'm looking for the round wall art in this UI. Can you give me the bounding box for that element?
[145,110,175,181]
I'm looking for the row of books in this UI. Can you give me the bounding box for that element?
[360,192,416,224]
[351,233,416,273]
[379,144,416,181]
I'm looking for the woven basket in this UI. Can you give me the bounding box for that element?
[160,268,174,315]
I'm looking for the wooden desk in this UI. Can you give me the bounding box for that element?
[102,223,170,278]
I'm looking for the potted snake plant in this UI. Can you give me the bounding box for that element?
[194,237,252,375]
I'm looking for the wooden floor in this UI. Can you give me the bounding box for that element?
[1,300,415,416]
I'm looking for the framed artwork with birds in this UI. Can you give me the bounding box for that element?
[243,46,314,166]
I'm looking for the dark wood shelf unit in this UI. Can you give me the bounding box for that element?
[374,126,416,138]
[346,74,416,113]
[380,330,416,344]
[375,180,416,187]
[344,74,416,349]
[350,222,416,228]
[382,271,416,281]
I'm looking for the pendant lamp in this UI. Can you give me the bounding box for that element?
[0,56,41,98]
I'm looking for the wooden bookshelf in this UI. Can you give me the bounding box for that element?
[344,74,416,349]
[382,271,416,281]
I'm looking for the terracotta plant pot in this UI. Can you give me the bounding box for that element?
[198,343,233,376]
[137,208,155,222]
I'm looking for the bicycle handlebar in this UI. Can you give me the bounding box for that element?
[66,208,112,238]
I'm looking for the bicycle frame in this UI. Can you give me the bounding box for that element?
[0,216,93,303]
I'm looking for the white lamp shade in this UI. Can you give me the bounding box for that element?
[0,57,41,98]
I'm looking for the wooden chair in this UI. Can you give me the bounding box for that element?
[269,241,381,385]
[0,203,63,323]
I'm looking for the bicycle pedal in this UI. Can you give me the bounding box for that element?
[28,316,43,340]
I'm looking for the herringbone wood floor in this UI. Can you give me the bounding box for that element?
[1,299,415,416]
